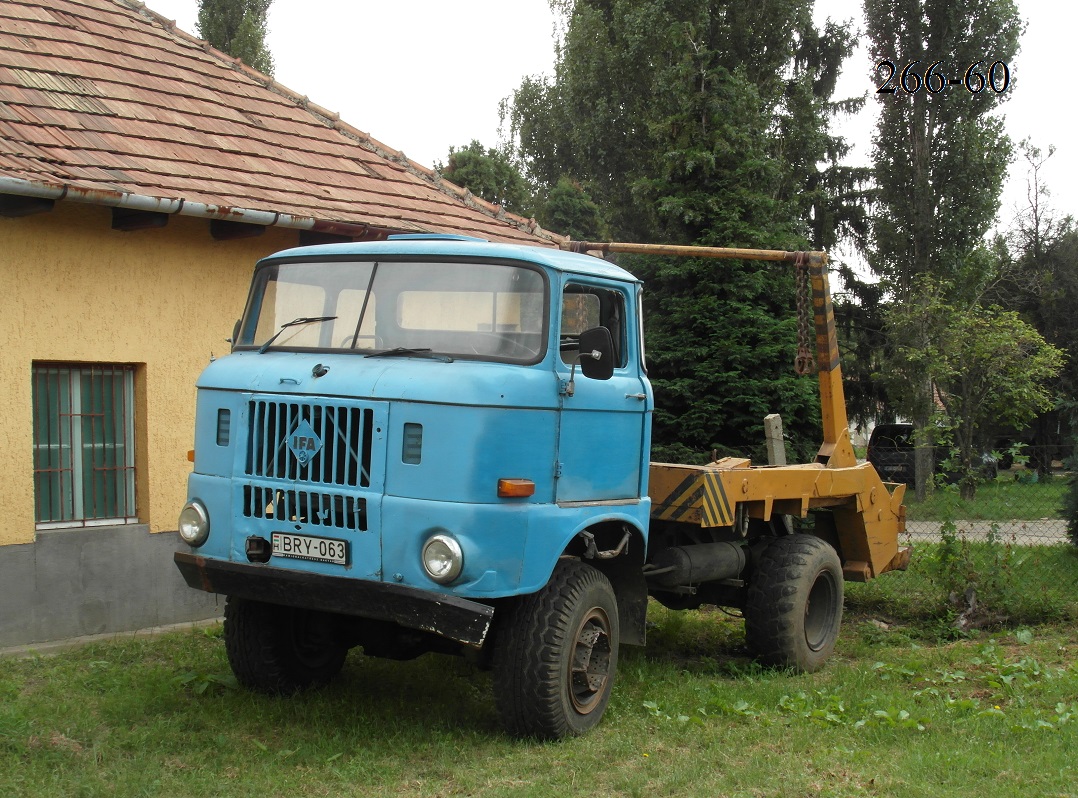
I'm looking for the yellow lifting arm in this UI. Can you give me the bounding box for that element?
[563,240,909,580]
[564,241,853,466]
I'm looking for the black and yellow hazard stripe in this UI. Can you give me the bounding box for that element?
[700,471,735,527]
[811,265,841,373]
[652,472,705,523]
[651,470,734,527]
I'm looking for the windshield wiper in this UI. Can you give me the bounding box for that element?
[365,347,453,363]
[258,315,338,353]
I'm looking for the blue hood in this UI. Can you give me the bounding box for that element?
[196,350,560,409]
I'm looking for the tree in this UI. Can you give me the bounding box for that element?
[536,177,603,241]
[436,141,533,217]
[505,0,864,462]
[833,264,891,432]
[993,142,1078,473]
[883,274,1064,499]
[197,0,274,76]
[864,0,1022,497]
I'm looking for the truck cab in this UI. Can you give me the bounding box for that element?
[176,236,653,734]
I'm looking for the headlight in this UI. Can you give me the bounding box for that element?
[421,534,463,584]
[178,500,210,546]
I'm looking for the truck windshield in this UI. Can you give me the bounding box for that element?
[237,259,547,362]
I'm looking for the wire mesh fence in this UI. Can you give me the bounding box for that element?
[847,446,1078,626]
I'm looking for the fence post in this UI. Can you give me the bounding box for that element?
[764,413,786,466]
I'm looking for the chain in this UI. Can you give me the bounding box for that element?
[794,252,816,375]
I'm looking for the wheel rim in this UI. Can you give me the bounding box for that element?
[804,569,839,652]
[568,607,613,715]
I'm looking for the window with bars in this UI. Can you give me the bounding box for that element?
[32,363,138,527]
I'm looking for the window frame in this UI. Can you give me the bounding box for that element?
[32,362,139,529]
[559,281,630,370]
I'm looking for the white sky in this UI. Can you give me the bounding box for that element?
[145,0,1075,243]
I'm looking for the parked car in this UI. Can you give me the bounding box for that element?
[866,423,917,484]
[867,423,998,485]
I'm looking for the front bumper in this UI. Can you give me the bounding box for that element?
[174,551,494,648]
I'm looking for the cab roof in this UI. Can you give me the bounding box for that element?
[262,236,641,284]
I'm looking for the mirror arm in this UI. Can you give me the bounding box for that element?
[565,350,602,397]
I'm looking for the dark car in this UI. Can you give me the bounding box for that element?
[867,422,998,485]
[866,423,917,484]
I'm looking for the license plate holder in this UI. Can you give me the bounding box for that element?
[271,532,349,565]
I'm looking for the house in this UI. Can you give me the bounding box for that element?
[0,0,560,648]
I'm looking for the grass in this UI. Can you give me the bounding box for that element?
[904,473,1068,522]
[3,607,1078,798]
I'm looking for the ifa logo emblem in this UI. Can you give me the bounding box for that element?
[288,419,322,465]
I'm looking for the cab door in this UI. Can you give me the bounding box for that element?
[555,280,651,502]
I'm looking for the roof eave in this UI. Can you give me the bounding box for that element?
[0,175,418,239]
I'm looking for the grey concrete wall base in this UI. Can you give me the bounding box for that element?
[0,525,222,648]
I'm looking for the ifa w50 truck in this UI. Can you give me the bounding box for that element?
[175,235,909,739]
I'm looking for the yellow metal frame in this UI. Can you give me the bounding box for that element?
[564,241,909,581]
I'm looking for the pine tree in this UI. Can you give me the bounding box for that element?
[506,0,863,462]
[436,141,532,216]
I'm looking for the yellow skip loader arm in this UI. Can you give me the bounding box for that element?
[565,241,910,581]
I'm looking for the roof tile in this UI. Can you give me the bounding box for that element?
[0,0,559,246]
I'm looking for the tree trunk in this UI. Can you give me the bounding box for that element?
[913,415,932,501]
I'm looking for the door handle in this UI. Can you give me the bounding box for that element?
[625,393,647,400]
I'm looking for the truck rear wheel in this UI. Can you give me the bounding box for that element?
[224,596,347,693]
[744,534,843,673]
[493,559,619,739]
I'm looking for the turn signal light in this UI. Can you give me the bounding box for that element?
[498,478,535,498]
[187,449,195,463]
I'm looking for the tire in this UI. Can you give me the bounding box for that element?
[744,535,843,673]
[224,597,347,694]
[493,559,620,739]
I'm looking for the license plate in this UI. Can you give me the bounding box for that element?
[271,532,348,565]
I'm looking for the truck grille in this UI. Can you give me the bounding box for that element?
[245,400,374,487]
[242,485,367,530]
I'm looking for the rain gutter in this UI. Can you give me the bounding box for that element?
[0,176,382,238]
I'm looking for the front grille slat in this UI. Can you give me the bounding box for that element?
[242,485,367,531]
[246,399,372,488]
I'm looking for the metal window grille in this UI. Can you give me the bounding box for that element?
[32,363,137,527]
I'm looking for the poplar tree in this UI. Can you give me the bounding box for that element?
[864,0,1022,497]
[197,0,275,76]
[864,0,1021,294]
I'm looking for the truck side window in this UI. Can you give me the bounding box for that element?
[560,285,626,367]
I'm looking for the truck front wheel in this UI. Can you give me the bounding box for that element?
[493,559,620,739]
[744,534,843,673]
[224,596,347,693]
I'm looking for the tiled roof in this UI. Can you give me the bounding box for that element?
[0,0,560,245]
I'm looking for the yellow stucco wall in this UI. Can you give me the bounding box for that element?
[0,201,299,545]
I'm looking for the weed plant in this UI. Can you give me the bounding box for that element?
[846,539,1078,629]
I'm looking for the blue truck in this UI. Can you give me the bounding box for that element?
[175,235,908,738]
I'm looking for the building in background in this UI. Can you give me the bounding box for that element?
[0,0,558,648]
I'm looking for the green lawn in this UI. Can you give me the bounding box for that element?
[904,473,1069,522]
[3,609,1078,798]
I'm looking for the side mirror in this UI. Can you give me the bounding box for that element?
[229,319,241,352]
[577,326,614,381]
